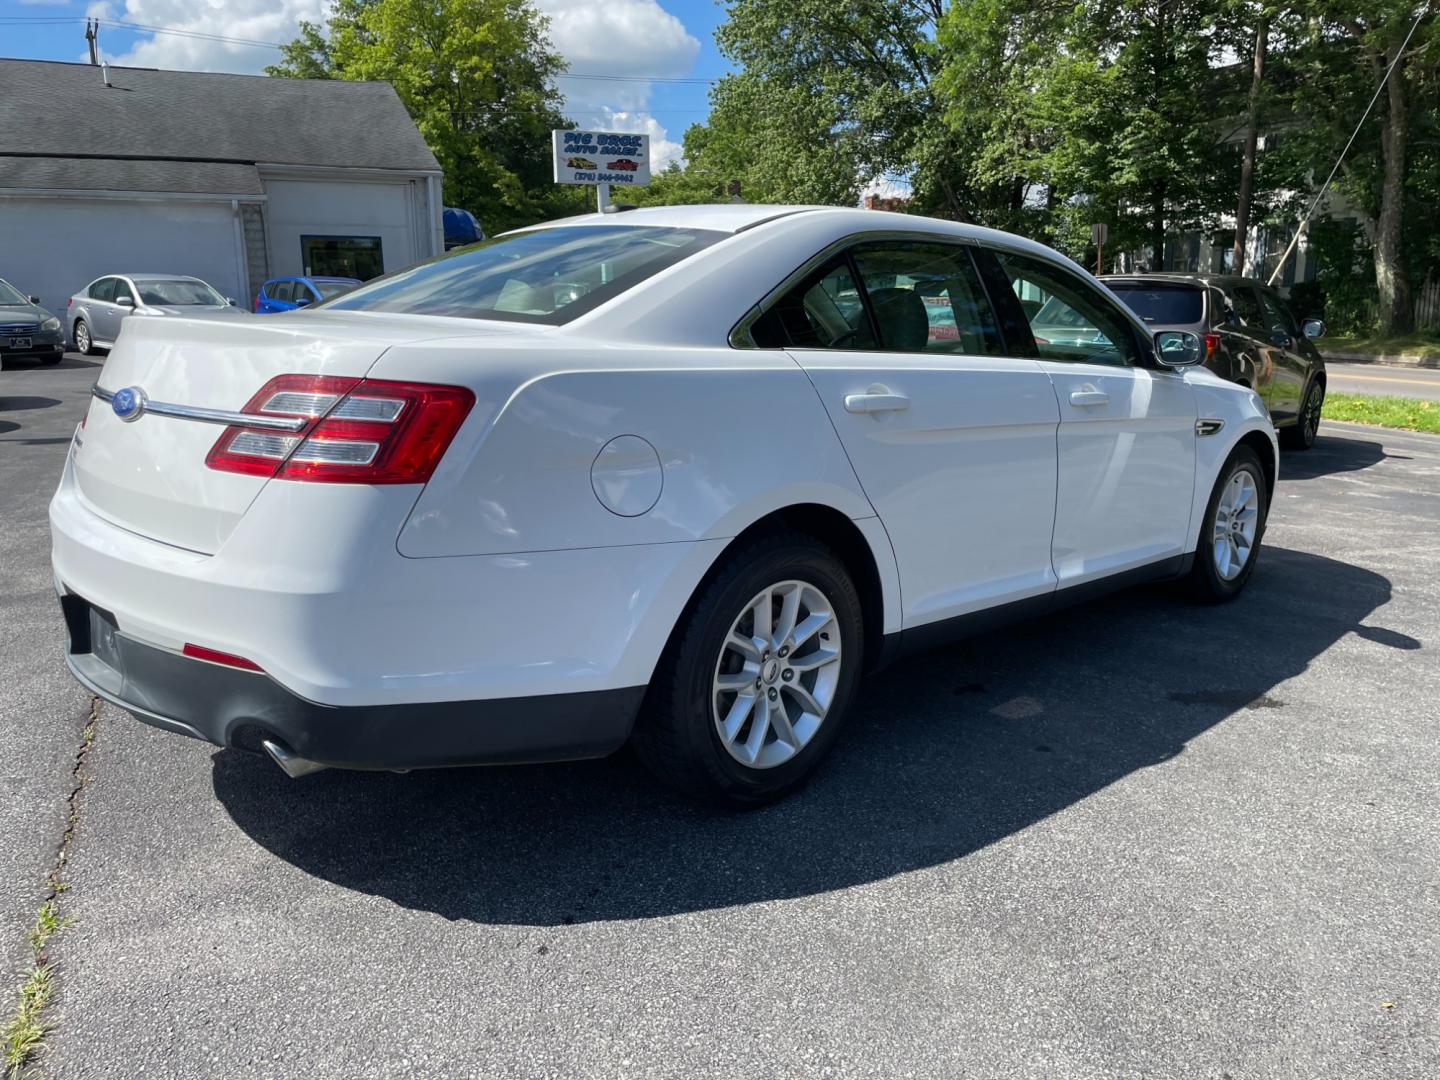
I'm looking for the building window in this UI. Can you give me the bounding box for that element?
[301,236,383,280]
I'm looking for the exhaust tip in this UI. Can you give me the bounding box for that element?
[261,738,328,779]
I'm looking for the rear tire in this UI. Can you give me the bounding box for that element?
[73,319,93,357]
[1187,445,1268,602]
[633,532,865,806]
[1280,379,1323,450]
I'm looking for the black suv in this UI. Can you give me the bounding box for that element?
[1102,274,1327,450]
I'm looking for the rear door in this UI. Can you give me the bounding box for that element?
[981,248,1196,586]
[1222,282,1287,417]
[765,238,1061,628]
[87,277,121,342]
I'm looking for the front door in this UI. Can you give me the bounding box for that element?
[981,248,1197,587]
[759,240,1061,628]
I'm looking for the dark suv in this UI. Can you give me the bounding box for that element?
[1102,274,1327,449]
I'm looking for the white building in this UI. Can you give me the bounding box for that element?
[0,59,443,313]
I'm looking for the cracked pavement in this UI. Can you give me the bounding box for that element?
[3,358,1438,1077]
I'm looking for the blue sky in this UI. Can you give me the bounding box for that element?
[0,0,731,168]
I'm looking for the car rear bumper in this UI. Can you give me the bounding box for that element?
[60,591,644,769]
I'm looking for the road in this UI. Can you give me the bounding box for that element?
[3,356,1438,1078]
[1327,360,1440,400]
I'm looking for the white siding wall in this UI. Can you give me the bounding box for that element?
[261,174,434,279]
[0,197,244,316]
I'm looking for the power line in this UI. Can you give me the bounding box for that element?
[1265,8,1428,286]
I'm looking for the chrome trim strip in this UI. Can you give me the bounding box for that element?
[91,385,308,432]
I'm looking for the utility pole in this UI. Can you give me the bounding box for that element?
[85,18,99,65]
[1233,14,1268,277]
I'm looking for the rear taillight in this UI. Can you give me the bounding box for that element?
[1204,332,1220,361]
[253,295,261,313]
[206,374,474,484]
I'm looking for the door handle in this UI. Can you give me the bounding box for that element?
[1069,389,1109,407]
[844,390,910,414]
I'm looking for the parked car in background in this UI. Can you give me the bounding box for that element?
[0,276,65,370]
[1102,273,1327,449]
[54,205,1277,807]
[443,207,485,250]
[255,276,361,314]
[68,274,240,355]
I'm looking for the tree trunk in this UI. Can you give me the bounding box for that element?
[1375,44,1411,334]
[1151,181,1166,271]
[1232,15,1267,277]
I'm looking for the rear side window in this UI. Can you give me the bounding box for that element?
[748,240,1002,355]
[323,225,725,325]
[1227,284,1265,332]
[88,278,116,302]
[1106,283,1204,326]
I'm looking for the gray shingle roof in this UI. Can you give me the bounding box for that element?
[0,59,439,177]
[0,156,263,195]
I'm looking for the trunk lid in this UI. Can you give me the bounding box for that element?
[72,311,505,553]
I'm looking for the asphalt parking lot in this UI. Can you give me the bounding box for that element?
[3,355,1438,1078]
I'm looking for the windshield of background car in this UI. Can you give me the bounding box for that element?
[1107,284,1204,325]
[0,280,30,305]
[322,225,726,324]
[314,281,358,299]
[136,280,226,306]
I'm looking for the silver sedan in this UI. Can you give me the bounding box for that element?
[67,274,243,355]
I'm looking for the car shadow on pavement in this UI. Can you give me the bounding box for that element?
[214,546,1402,926]
[1281,434,1405,481]
[0,396,62,413]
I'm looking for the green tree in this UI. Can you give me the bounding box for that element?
[267,0,572,235]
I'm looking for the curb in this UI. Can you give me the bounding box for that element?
[1321,352,1440,370]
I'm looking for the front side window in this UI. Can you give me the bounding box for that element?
[324,225,724,325]
[993,251,1139,367]
[269,281,295,303]
[313,280,356,300]
[134,279,225,306]
[1259,289,1300,340]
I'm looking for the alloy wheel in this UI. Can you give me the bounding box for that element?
[1212,469,1259,581]
[1303,385,1322,442]
[75,321,90,354]
[711,579,842,769]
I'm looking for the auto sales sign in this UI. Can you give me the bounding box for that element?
[552,130,652,187]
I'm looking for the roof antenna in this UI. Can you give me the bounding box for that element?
[85,18,100,66]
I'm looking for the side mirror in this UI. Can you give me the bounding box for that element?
[1154,330,1203,368]
[294,296,311,308]
[1302,318,1325,339]
[28,296,41,305]
[116,295,133,307]
[225,297,237,307]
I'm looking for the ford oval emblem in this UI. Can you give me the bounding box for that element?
[111,386,147,423]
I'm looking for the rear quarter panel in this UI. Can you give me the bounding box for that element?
[375,342,879,558]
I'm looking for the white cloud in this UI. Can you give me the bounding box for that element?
[90,0,332,75]
[88,0,700,170]
[533,0,700,170]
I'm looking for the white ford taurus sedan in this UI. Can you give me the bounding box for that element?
[51,205,1276,804]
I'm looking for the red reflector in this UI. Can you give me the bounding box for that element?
[182,643,263,672]
[206,374,473,484]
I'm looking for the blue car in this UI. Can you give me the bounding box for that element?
[254,276,361,314]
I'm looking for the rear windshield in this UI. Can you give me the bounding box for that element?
[322,225,726,324]
[1107,283,1204,325]
[314,280,358,299]
[136,280,225,306]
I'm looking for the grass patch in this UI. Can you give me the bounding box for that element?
[3,904,70,1079]
[1324,331,1440,361]
[1324,392,1440,434]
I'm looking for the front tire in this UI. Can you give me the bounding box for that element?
[73,319,93,356]
[1187,445,1268,602]
[633,533,865,806]
[1281,379,1323,450]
